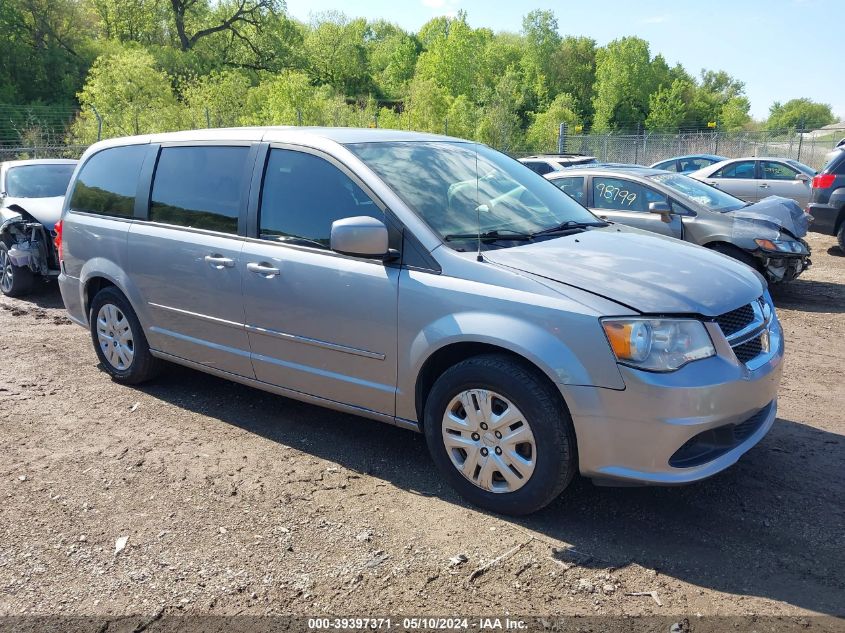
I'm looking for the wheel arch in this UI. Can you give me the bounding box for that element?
[414,341,573,430]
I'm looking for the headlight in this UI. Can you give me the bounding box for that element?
[754,238,805,254]
[601,318,715,372]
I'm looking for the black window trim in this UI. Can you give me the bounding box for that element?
[140,140,260,237]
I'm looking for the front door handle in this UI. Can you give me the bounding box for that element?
[707,181,719,186]
[759,183,770,189]
[204,254,235,269]
[247,262,280,278]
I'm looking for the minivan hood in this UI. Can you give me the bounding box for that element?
[1,196,64,229]
[484,227,764,316]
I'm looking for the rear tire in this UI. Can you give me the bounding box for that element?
[423,354,577,515]
[89,286,160,384]
[837,221,845,253]
[708,242,759,270]
[0,241,34,297]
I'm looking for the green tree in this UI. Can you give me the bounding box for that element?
[767,98,836,131]
[167,0,282,52]
[303,11,371,95]
[87,0,169,45]
[0,0,96,105]
[367,21,418,98]
[71,47,182,142]
[592,37,657,131]
[182,69,251,127]
[475,67,524,151]
[525,93,579,152]
[719,96,751,131]
[414,11,489,100]
[547,36,596,120]
[241,70,338,126]
[645,79,692,131]
[406,76,450,133]
[520,9,560,106]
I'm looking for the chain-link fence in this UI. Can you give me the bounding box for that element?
[555,128,845,171]
[1,100,843,171]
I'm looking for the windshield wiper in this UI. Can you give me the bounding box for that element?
[530,220,609,237]
[444,229,533,242]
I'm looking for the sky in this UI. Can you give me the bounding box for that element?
[284,0,845,123]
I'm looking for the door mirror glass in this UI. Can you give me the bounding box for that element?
[330,216,389,258]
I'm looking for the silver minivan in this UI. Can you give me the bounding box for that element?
[58,128,784,515]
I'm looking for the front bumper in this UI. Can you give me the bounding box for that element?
[561,315,784,485]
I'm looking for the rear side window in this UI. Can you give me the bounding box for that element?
[258,149,381,249]
[69,145,147,217]
[149,146,249,234]
[552,176,585,203]
[713,160,755,179]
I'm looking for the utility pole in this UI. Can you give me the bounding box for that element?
[796,118,805,162]
[91,105,103,142]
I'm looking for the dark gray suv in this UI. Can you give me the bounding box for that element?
[807,147,845,250]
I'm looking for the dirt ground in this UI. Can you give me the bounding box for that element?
[0,233,843,628]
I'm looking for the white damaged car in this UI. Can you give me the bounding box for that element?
[0,159,77,296]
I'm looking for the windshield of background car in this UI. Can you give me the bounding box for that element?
[649,172,746,212]
[5,164,76,198]
[347,141,599,249]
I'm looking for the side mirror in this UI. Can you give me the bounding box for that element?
[330,216,389,258]
[795,173,811,183]
[648,201,673,223]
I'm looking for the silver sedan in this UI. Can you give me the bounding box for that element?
[689,157,815,207]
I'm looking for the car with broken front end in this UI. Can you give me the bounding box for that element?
[57,128,783,515]
[0,159,78,296]
[547,166,811,283]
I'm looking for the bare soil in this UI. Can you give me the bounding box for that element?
[0,234,843,625]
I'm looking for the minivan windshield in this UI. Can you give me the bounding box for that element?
[649,172,747,212]
[347,141,602,249]
[6,164,76,198]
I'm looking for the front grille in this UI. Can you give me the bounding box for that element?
[669,402,773,468]
[733,336,763,363]
[714,303,755,337]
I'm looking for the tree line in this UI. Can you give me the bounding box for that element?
[0,0,837,150]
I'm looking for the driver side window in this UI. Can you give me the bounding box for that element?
[760,161,799,180]
[591,177,667,212]
[259,149,382,249]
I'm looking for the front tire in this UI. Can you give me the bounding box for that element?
[0,241,34,297]
[89,287,160,384]
[837,221,845,253]
[423,354,577,515]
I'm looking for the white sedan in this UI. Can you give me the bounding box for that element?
[689,157,816,207]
